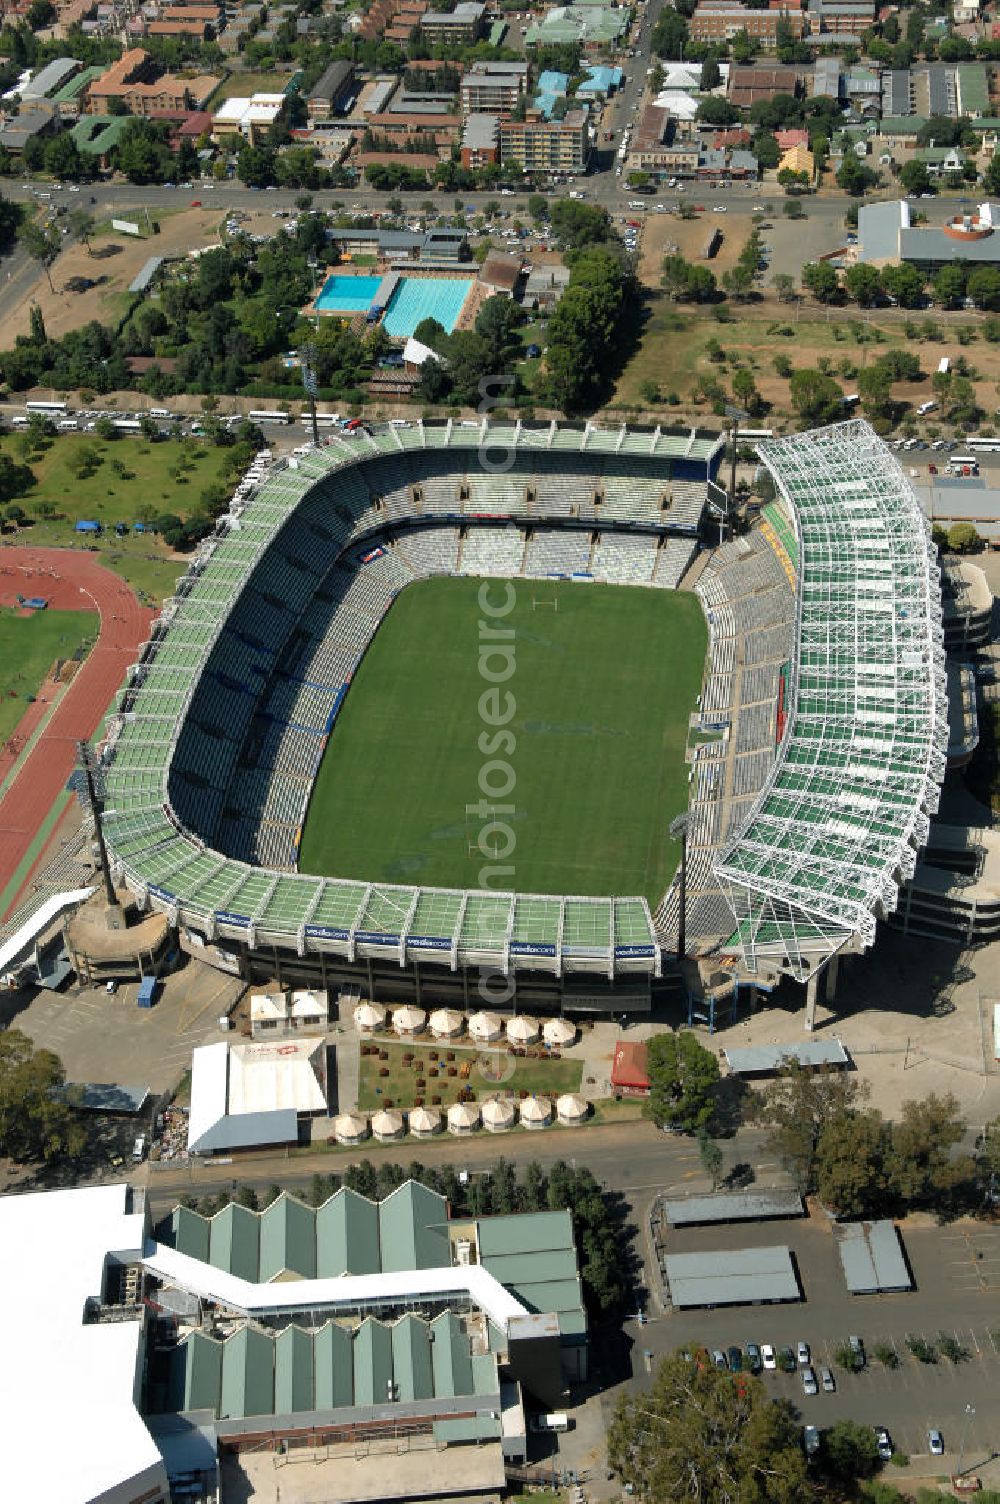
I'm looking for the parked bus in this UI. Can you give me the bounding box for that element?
[947,454,980,475]
[735,428,775,441]
[248,409,292,425]
[315,411,341,427]
[111,418,142,433]
[964,438,1000,453]
[25,399,68,414]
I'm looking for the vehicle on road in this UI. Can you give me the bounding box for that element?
[801,1367,818,1396]
[874,1428,893,1461]
[928,1429,944,1456]
[761,1344,777,1371]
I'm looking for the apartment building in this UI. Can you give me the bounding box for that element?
[500,107,588,175]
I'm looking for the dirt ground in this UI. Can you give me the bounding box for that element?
[4,207,228,342]
[636,210,758,287]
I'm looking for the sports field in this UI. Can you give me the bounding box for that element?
[298,577,707,902]
[0,606,97,744]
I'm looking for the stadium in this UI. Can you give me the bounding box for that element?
[100,418,948,1020]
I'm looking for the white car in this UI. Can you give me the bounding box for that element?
[712,205,728,212]
[928,1429,944,1456]
[797,1341,810,1366]
[761,1344,777,1371]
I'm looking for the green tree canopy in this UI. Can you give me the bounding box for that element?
[753,1058,865,1190]
[608,1350,809,1504]
[0,1029,85,1164]
[644,1030,720,1134]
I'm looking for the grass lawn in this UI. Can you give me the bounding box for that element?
[1,433,238,602]
[0,606,97,743]
[298,577,707,902]
[357,1038,584,1112]
[212,71,289,103]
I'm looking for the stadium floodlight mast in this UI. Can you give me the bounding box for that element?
[669,811,690,961]
[76,740,117,911]
[301,344,320,448]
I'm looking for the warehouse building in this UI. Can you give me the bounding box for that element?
[186,1036,329,1153]
[0,1180,588,1504]
[663,1247,801,1307]
[661,1190,805,1228]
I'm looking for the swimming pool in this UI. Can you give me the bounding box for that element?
[315,274,382,315]
[382,277,473,338]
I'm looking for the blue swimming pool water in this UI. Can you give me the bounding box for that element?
[382,277,473,338]
[315,274,382,314]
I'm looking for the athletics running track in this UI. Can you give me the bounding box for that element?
[0,548,154,919]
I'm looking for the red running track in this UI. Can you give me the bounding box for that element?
[0,548,154,917]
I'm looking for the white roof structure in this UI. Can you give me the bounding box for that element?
[542,1016,576,1047]
[213,92,284,132]
[482,1096,516,1129]
[653,89,699,120]
[506,1015,539,1044]
[0,1185,167,1504]
[469,1011,502,1041]
[403,335,439,367]
[187,1039,326,1153]
[252,988,328,1024]
[716,421,948,981]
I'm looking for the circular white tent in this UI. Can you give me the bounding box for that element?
[408,1105,442,1137]
[542,1017,577,1048]
[392,1005,427,1036]
[428,1007,464,1039]
[481,1097,516,1132]
[519,1095,552,1129]
[506,1015,539,1046]
[447,1100,480,1134]
[371,1108,405,1142]
[333,1112,368,1145]
[555,1093,589,1125]
[468,1011,503,1042]
[353,1002,386,1034]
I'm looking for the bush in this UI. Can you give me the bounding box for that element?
[906,1335,937,1363]
[873,1342,900,1368]
[834,1342,863,1372]
[938,1333,969,1363]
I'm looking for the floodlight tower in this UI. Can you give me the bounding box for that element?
[77,740,119,916]
[670,811,690,962]
[301,343,320,448]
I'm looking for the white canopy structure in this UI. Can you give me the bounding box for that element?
[447,1101,480,1134]
[468,1011,503,1042]
[556,1093,589,1124]
[506,1015,539,1045]
[333,1111,368,1143]
[481,1096,516,1132]
[519,1095,552,1128]
[392,1004,427,1036]
[428,1007,464,1038]
[353,1001,386,1032]
[542,1017,576,1048]
[409,1105,442,1137]
[371,1108,405,1141]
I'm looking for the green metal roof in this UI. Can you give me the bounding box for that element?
[209,1203,259,1281]
[71,114,130,155]
[274,1326,314,1415]
[392,1314,434,1402]
[477,1208,574,1257]
[167,1205,210,1263]
[316,1187,380,1277]
[168,1331,222,1413]
[259,1194,317,1281]
[314,1321,355,1409]
[430,1311,474,1399]
[220,1326,274,1419]
[477,1248,580,1285]
[379,1181,449,1273]
[353,1318,394,1407]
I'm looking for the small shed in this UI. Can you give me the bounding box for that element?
[664,1246,800,1308]
[836,1220,913,1294]
[611,1039,649,1097]
[722,1038,850,1078]
[75,520,101,534]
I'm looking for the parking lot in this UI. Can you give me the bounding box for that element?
[627,1211,1000,1467]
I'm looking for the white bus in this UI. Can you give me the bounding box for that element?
[315,411,341,427]
[248,409,292,425]
[736,428,775,441]
[964,438,1000,453]
[25,399,68,414]
[947,454,980,475]
[111,418,142,433]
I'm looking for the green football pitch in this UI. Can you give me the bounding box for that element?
[297,577,707,902]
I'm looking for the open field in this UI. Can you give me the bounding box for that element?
[0,606,96,743]
[0,433,238,601]
[299,577,706,901]
[210,71,289,104]
[356,1038,584,1112]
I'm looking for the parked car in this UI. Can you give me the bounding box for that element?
[928,1429,944,1456]
[803,1425,820,1457]
[874,1428,893,1461]
[802,1367,818,1396]
[711,1349,727,1370]
[849,1335,866,1368]
[745,1343,763,1374]
[778,1347,796,1374]
[761,1344,777,1371]
[727,1346,743,1373]
[797,1341,811,1366]
[820,1367,835,1393]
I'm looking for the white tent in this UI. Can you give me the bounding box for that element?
[428,1007,464,1039]
[519,1095,552,1128]
[556,1093,589,1124]
[542,1017,576,1048]
[333,1111,368,1144]
[371,1108,405,1141]
[468,1011,503,1042]
[354,1002,386,1033]
[506,1015,539,1045]
[481,1096,516,1132]
[408,1105,442,1137]
[447,1100,480,1134]
[392,1004,427,1036]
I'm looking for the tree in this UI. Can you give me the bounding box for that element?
[732,365,761,414]
[967,266,1000,312]
[698,1131,724,1189]
[43,131,86,181]
[837,154,877,195]
[773,272,795,304]
[644,1030,720,1134]
[801,261,840,303]
[0,452,36,505]
[823,1419,880,1483]
[17,216,61,294]
[845,262,883,307]
[651,7,689,58]
[900,159,933,196]
[700,56,721,90]
[932,263,966,310]
[977,1116,1000,1199]
[754,131,781,170]
[696,96,740,127]
[879,262,925,309]
[0,1029,85,1164]
[722,264,754,301]
[662,255,716,303]
[26,0,55,26]
[608,1351,809,1504]
[888,1092,971,1207]
[67,207,95,254]
[527,193,548,223]
[984,152,1000,197]
[753,1059,864,1191]
[815,1107,890,1216]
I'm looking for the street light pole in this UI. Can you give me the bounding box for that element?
[957,1402,976,1475]
[670,812,689,961]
